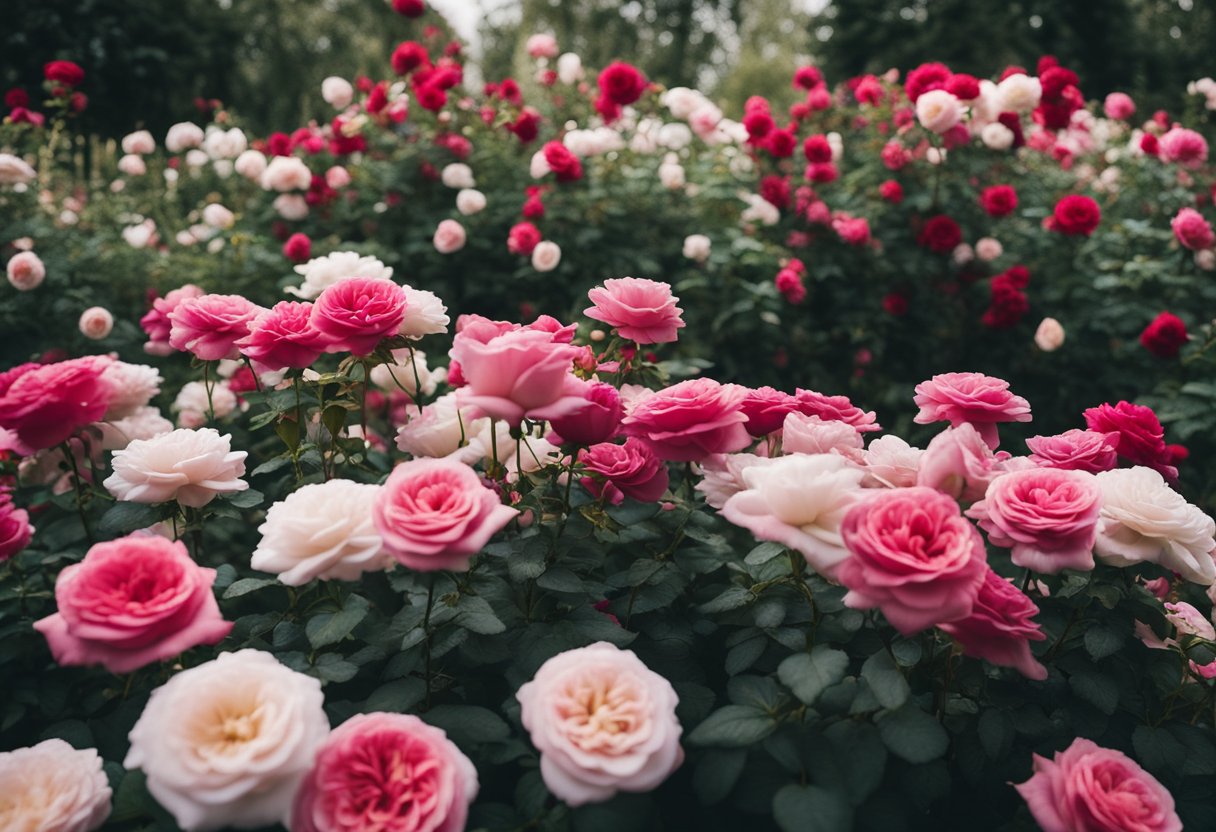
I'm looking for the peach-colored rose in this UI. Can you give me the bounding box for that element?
[78,306,113,340]
[0,739,111,832]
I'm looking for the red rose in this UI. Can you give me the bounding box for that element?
[43,60,84,87]
[996,112,1025,148]
[282,233,312,263]
[1050,194,1100,236]
[391,41,430,75]
[879,180,903,203]
[803,134,832,163]
[980,184,1017,217]
[765,129,796,158]
[1140,133,1160,156]
[882,291,909,316]
[904,62,951,102]
[792,65,824,91]
[1083,401,1177,480]
[946,73,980,100]
[392,0,425,16]
[759,175,790,209]
[507,108,541,143]
[1139,311,1188,359]
[742,110,774,141]
[917,214,963,253]
[4,88,28,109]
[508,222,542,256]
[542,141,582,183]
[597,61,647,106]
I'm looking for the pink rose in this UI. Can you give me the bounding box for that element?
[793,388,881,432]
[858,435,923,488]
[0,491,34,560]
[526,33,559,59]
[1103,92,1136,120]
[34,534,232,674]
[168,293,264,362]
[292,713,478,832]
[6,250,46,291]
[578,437,669,504]
[584,277,686,344]
[740,387,799,437]
[1164,600,1216,640]
[516,642,683,807]
[621,378,750,462]
[781,412,864,455]
[939,566,1047,680]
[917,423,1001,503]
[1026,428,1119,473]
[548,382,622,445]
[967,467,1102,574]
[433,218,467,254]
[0,356,113,450]
[236,301,327,371]
[913,372,1031,449]
[508,221,542,255]
[695,453,777,509]
[140,284,204,356]
[1014,738,1181,832]
[1084,401,1177,481]
[838,486,988,634]
[373,458,518,571]
[1170,207,1215,251]
[311,277,408,356]
[1159,127,1208,169]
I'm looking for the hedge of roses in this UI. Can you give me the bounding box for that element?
[4,4,1216,831]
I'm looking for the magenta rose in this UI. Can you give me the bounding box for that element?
[584,277,686,344]
[236,301,328,371]
[1026,428,1119,473]
[938,566,1047,680]
[1083,401,1177,481]
[168,293,265,361]
[0,491,33,560]
[792,388,881,432]
[838,486,988,635]
[967,467,1101,574]
[311,277,408,356]
[372,458,518,571]
[140,284,204,356]
[548,382,622,446]
[33,534,233,674]
[578,437,669,504]
[292,712,478,832]
[0,356,113,450]
[740,387,799,437]
[913,372,1031,449]
[621,378,750,462]
[1014,738,1181,832]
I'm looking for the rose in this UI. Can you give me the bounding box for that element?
[286,250,394,299]
[99,406,173,451]
[252,480,390,585]
[164,121,204,152]
[310,277,408,356]
[683,234,711,262]
[917,214,963,252]
[168,293,264,361]
[1094,466,1216,585]
[621,378,750,462]
[1014,738,1181,832]
[0,152,37,185]
[395,286,449,339]
[1084,401,1177,480]
[104,427,248,508]
[1170,207,1214,250]
[739,387,798,437]
[450,325,586,425]
[440,162,474,189]
[793,388,881,432]
[373,458,518,571]
[508,221,542,255]
[259,155,312,191]
[584,277,686,344]
[915,89,962,133]
[1104,91,1136,119]
[531,240,562,272]
[557,52,583,84]
[781,412,863,455]
[6,250,45,290]
[938,566,1048,680]
[0,492,34,561]
[77,306,113,340]
[980,184,1018,216]
[455,188,486,215]
[141,284,204,354]
[543,140,583,182]
[292,713,478,832]
[236,301,327,371]
[1026,429,1118,473]
[321,75,354,108]
[981,122,1015,149]
[370,349,438,397]
[838,486,988,634]
[0,356,113,450]
[720,453,866,579]
[549,382,622,446]
[996,72,1041,112]
[1139,311,1188,359]
[433,218,467,253]
[172,380,236,427]
[516,642,682,806]
[44,59,85,86]
[1050,194,1101,236]
[1159,127,1208,168]
[273,193,309,220]
[395,393,480,460]
[967,467,1101,573]
[859,435,923,488]
[0,739,111,832]
[125,649,330,832]
[578,437,668,504]
[913,371,1031,449]
[526,32,559,58]
[234,149,267,179]
[117,154,146,175]
[1164,600,1216,640]
[597,61,648,106]
[34,534,232,673]
[975,237,1003,261]
[1034,317,1065,351]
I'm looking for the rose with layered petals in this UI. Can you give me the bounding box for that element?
[292,712,478,832]
[1159,127,1208,169]
[433,218,467,254]
[0,492,34,561]
[517,642,682,807]
[838,486,988,634]
[104,428,248,508]
[597,61,648,106]
[100,361,162,421]
[1171,207,1215,251]
[141,284,204,355]
[34,534,232,673]
[793,388,881,432]
[939,566,1047,680]
[1084,401,1177,480]
[781,412,864,456]
[1027,429,1119,473]
[125,649,330,832]
[311,277,408,356]
[1050,194,1101,236]
[584,277,685,344]
[0,739,111,832]
[373,458,518,571]
[1014,738,1181,832]
[860,435,924,488]
[236,301,328,371]
[1139,311,1188,359]
[740,387,799,437]
[913,371,1031,449]
[578,437,669,504]
[0,356,113,450]
[621,378,750,462]
[549,382,622,446]
[168,294,264,362]
[7,250,45,290]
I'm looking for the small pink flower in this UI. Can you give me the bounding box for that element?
[1170,207,1215,251]
[140,284,204,356]
[0,491,34,561]
[311,277,408,356]
[168,293,265,361]
[1026,429,1119,473]
[0,356,114,450]
[236,301,327,371]
[938,567,1047,680]
[34,534,233,674]
[578,437,669,504]
[1159,127,1208,169]
[1103,92,1136,120]
[913,371,1031,449]
[1014,738,1181,832]
[433,218,467,254]
[584,277,685,344]
[620,378,750,462]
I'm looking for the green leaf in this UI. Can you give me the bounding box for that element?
[778,646,849,706]
[977,709,1013,760]
[1069,670,1119,715]
[97,501,162,535]
[365,678,426,712]
[861,652,909,710]
[306,594,371,648]
[536,567,583,593]
[313,653,358,683]
[700,586,754,614]
[223,488,264,509]
[1083,625,1126,661]
[745,541,786,565]
[773,785,853,832]
[687,704,777,747]
[222,577,278,599]
[455,595,506,635]
[692,748,748,805]
[878,705,949,764]
[424,704,510,745]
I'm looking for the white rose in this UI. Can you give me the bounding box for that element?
[997,73,1041,114]
[100,406,174,451]
[202,203,235,229]
[441,162,475,189]
[370,348,438,396]
[970,80,1001,126]
[0,739,111,832]
[78,306,114,340]
[1195,249,1215,271]
[234,149,268,180]
[122,220,157,249]
[252,480,389,584]
[556,52,583,85]
[399,286,450,338]
[259,155,312,192]
[689,103,724,140]
[121,129,156,155]
[273,193,309,221]
[104,427,248,508]
[529,149,551,179]
[1095,467,1216,585]
[658,161,685,189]
[172,381,237,427]
[125,649,330,832]
[101,361,163,420]
[741,193,780,226]
[662,86,708,120]
[203,127,247,159]
[1034,317,1065,351]
[0,152,36,185]
[433,218,466,254]
[916,89,962,134]
[184,149,210,169]
[781,413,863,456]
[861,435,923,488]
[683,234,711,263]
[164,121,204,153]
[287,251,394,299]
[531,240,562,271]
[658,123,693,150]
[213,159,233,178]
[395,393,481,461]
[695,453,778,510]
[455,188,486,215]
[321,75,355,109]
[6,250,45,290]
[117,154,146,176]
[981,122,1015,150]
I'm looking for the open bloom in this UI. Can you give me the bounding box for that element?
[0,739,111,832]
[236,301,327,371]
[913,372,1031,449]
[621,378,750,462]
[579,437,669,504]
[311,277,408,356]
[104,428,248,508]
[939,567,1047,680]
[168,294,264,362]
[517,642,682,807]
[584,277,685,344]
[0,492,34,561]
[0,356,113,450]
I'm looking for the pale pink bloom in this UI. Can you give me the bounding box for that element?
[917,423,1001,503]
[526,33,559,58]
[1103,92,1136,120]
[78,306,113,339]
[6,250,45,291]
[450,326,587,425]
[0,739,111,832]
[695,453,776,509]
[781,412,864,456]
[433,218,467,253]
[1026,428,1118,473]
[915,89,962,134]
[1034,317,1065,351]
[1164,601,1216,640]
[259,155,312,191]
[859,434,923,488]
[104,427,248,508]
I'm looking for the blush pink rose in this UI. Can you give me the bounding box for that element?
[450,326,587,425]
[311,277,408,356]
[740,387,799,437]
[1026,429,1119,473]
[793,388,881,432]
[168,293,265,361]
[0,356,113,450]
[1084,401,1177,481]
[913,372,1031,449]
[373,458,518,571]
[0,739,112,832]
[1103,92,1136,120]
[584,277,686,344]
[838,486,988,635]
[140,284,205,356]
[917,423,1001,503]
[578,437,669,504]
[236,301,328,371]
[939,566,1047,679]
[0,491,34,560]
[621,378,750,462]
[1014,738,1181,832]
[967,467,1102,574]
[516,642,683,807]
[433,218,467,254]
[781,412,864,455]
[291,712,478,832]
[34,534,232,674]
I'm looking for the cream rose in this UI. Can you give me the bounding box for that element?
[456,187,486,215]
[997,73,1042,114]
[981,122,1015,150]
[234,149,268,180]
[321,76,354,109]
[556,52,583,85]
[532,240,562,272]
[287,250,394,300]
[915,89,963,134]
[104,427,248,508]
[260,155,312,192]
[440,162,475,189]
[370,348,439,396]
[683,234,711,263]
[0,152,37,184]
[100,406,174,451]
[78,307,114,340]
[0,739,111,832]
[400,286,450,338]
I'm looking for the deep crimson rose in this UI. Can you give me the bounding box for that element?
[803,134,832,163]
[759,175,790,209]
[4,88,28,108]
[621,378,750,462]
[882,291,909,315]
[508,221,542,256]
[1084,401,1177,480]
[766,129,796,158]
[0,357,113,450]
[938,567,1047,680]
[597,61,647,106]
[392,0,425,16]
[946,73,980,100]
[1050,194,1101,236]
[917,214,963,253]
[980,184,1018,217]
[879,180,903,203]
[579,437,669,504]
[310,277,408,356]
[981,274,1029,330]
[542,140,583,182]
[391,41,430,75]
[1140,311,1188,359]
[904,62,952,102]
[996,111,1026,148]
[508,108,541,143]
[283,232,312,263]
[43,60,84,87]
[742,109,774,141]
